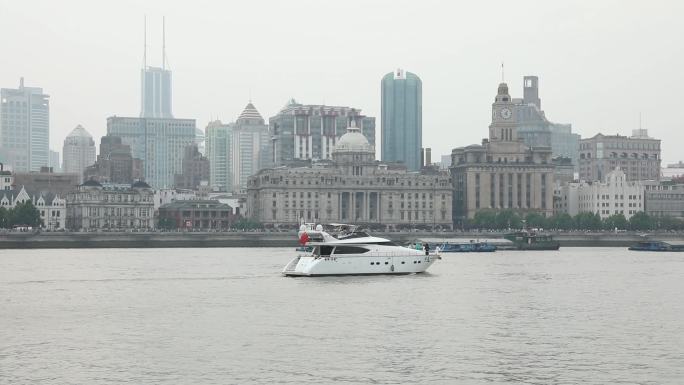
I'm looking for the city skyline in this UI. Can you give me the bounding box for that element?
[1,1,683,164]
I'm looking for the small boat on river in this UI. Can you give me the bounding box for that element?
[503,231,560,250]
[628,241,684,252]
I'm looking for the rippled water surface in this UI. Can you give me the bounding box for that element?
[1,247,683,384]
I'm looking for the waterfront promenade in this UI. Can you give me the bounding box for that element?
[1,230,683,249]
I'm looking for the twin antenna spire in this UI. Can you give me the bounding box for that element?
[143,15,169,70]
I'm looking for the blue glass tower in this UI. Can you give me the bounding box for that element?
[381,69,422,171]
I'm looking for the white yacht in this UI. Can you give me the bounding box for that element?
[282,224,441,277]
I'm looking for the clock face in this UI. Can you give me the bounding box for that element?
[500,108,512,119]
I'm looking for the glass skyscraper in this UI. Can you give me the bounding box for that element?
[205,120,233,192]
[381,69,422,171]
[0,78,50,172]
[515,76,579,168]
[107,116,196,188]
[141,67,173,119]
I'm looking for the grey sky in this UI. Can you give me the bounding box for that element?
[1,0,683,164]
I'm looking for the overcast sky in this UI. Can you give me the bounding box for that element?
[1,0,683,164]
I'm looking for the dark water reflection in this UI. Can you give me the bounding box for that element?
[1,247,683,384]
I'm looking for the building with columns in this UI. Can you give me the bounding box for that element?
[66,180,154,230]
[451,82,555,223]
[247,121,452,229]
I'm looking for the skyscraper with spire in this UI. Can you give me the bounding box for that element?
[107,17,196,188]
[141,16,172,118]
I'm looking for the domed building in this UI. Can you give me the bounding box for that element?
[246,121,452,229]
[269,101,376,167]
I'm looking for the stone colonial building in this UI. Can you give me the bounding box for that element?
[66,180,154,230]
[1,163,12,190]
[644,180,684,219]
[0,186,66,229]
[158,200,236,230]
[451,82,555,223]
[553,168,644,220]
[247,122,452,229]
[579,130,661,182]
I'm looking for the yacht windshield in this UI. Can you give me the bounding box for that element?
[337,231,370,240]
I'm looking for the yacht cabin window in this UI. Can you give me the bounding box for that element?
[333,246,369,254]
[313,246,334,257]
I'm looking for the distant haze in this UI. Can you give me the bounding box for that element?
[1,0,683,163]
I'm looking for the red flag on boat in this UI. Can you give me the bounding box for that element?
[299,232,310,245]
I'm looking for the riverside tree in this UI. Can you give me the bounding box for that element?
[467,209,684,231]
[5,201,43,228]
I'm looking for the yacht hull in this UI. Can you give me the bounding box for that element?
[282,254,438,277]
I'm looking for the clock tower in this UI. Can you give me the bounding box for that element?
[489,82,517,142]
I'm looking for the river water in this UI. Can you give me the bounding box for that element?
[1,247,683,384]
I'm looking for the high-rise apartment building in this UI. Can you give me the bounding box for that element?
[107,116,196,188]
[0,78,50,172]
[381,69,422,171]
[232,102,271,191]
[62,125,96,183]
[174,143,209,190]
[579,130,661,182]
[49,150,61,173]
[270,99,375,167]
[204,102,271,193]
[205,120,233,192]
